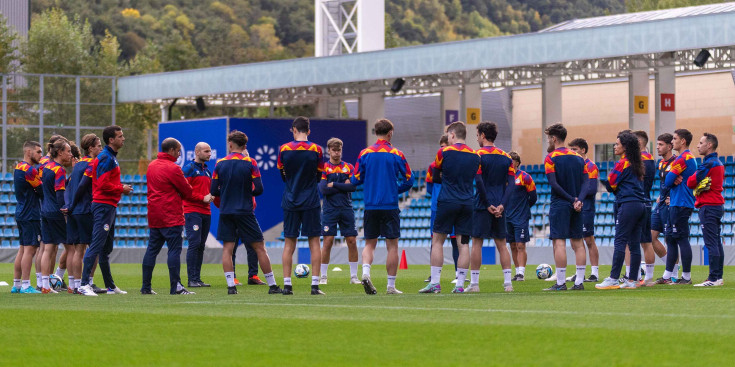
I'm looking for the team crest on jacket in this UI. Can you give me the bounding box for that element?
[193,225,199,231]
[515,178,521,184]
[104,224,110,231]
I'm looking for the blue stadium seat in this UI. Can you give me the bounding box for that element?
[3,172,13,181]
[3,228,12,237]
[0,205,7,214]
[0,217,4,225]
[0,195,8,203]
[12,228,18,237]
[6,217,15,226]
[11,240,19,248]
[123,174,133,183]
[1,240,10,248]
[1,183,11,192]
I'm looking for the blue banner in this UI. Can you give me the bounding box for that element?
[158,117,229,237]
[158,117,366,241]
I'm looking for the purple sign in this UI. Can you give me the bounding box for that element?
[445,110,459,125]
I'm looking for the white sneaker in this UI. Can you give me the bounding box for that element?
[463,284,480,293]
[386,287,403,294]
[619,280,639,289]
[319,276,328,285]
[350,276,361,284]
[107,287,128,294]
[545,273,558,282]
[694,280,721,287]
[716,279,725,286]
[79,285,98,297]
[503,283,513,292]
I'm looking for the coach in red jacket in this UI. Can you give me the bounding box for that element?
[183,142,214,288]
[141,138,212,295]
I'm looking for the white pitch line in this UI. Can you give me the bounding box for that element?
[180,301,735,319]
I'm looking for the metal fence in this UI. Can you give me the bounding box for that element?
[1,73,116,173]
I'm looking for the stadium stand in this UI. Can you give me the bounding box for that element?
[1,159,733,249]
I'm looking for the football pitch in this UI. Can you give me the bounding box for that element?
[2,263,735,366]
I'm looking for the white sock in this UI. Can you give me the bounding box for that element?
[517,266,525,276]
[645,264,654,280]
[455,270,459,279]
[42,276,49,289]
[556,268,566,286]
[35,272,42,287]
[320,263,329,277]
[387,275,396,289]
[225,271,235,287]
[575,266,585,285]
[456,268,468,286]
[470,270,480,285]
[503,269,512,285]
[55,267,66,279]
[349,262,358,278]
[75,279,81,289]
[89,276,94,285]
[430,266,442,284]
[13,279,20,288]
[663,270,672,279]
[625,266,630,278]
[682,272,691,280]
[362,264,371,278]
[591,266,599,277]
[68,276,75,289]
[22,280,31,289]
[673,264,680,277]
[311,276,319,286]
[264,272,276,286]
[284,277,292,286]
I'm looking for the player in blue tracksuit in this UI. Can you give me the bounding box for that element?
[318,137,359,285]
[211,130,281,295]
[543,123,591,291]
[568,138,600,283]
[663,129,697,284]
[652,133,679,284]
[420,122,479,294]
[11,141,44,294]
[351,118,413,295]
[468,122,516,293]
[505,151,537,282]
[277,117,326,295]
[597,131,648,289]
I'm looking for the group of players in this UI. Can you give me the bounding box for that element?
[8,116,726,295]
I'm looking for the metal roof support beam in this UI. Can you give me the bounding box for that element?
[655,65,677,139]
[629,61,651,133]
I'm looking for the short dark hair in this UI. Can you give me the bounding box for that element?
[545,123,567,142]
[374,118,394,136]
[446,121,467,140]
[228,130,248,147]
[23,141,41,150]
[49,140,69,159]
[633,130,649,146]
[657,133,673,145]
[292,116,310,133]
[81,134,100,155]
[568,138,589,154]
[161,138,181,153]
[703,132,718,150]
[102,125,122,145]
[69,142,81,160]
[477,121,498,142]
[509,151,521,165]
[674,128,693,146]
[439,135,448,146]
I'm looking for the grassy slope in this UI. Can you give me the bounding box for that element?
[1,263,735,366]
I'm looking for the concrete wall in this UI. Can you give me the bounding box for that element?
[513,72,735,165]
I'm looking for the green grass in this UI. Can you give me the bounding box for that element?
[2,263,735,366]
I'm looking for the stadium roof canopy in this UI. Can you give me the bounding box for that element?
[118,2,735,108]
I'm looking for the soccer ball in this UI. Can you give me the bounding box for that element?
[536,264,553,280]
[49,274,64,290]
[294,264,310,278]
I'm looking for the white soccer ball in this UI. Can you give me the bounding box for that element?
[536,264,553,280]
[294,264,310,278]
[49,274,64,290]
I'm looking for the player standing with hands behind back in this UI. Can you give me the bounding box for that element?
[278,117,326,295]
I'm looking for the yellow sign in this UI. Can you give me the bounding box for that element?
[634,96,648,114]
[466,108,480,124]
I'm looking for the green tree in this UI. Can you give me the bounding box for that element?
[0,13,18,73]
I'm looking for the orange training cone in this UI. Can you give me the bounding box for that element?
[399,250,408,270]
